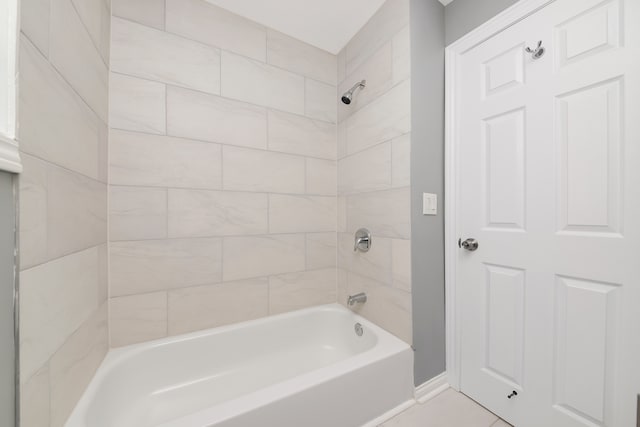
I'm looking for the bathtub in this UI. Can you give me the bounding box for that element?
[66,304,414,427]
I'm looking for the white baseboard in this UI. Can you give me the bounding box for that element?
[414,372,449,403]
[360,399,415,427]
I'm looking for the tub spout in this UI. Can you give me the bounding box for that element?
[347,292,367,306]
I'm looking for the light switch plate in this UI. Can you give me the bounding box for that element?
[423,193,437,215]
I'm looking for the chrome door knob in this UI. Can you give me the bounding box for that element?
[458,238,479,251]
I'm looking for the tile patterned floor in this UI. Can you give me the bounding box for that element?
[378,388,513,427]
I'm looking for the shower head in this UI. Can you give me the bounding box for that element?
[341,80,366,105]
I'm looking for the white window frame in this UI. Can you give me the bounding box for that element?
[0,0,20,173]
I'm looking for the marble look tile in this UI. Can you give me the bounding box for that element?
[380,389,500,427]
[99,0,111,65]
[168,279,269,335]
[110,292,168,346]
[111,17,221,94]
[20,0,50,56]
[109,186,167,241]
[168,189,268,237]
[109,72,166,134]
[338,41,393,122]
[50,0,108,121]
[305,79,337,123]
[346,80,411,156]
[306,158,337,196]
[20,247,101,381]
[337,268,348,305]
[19,36,103,180]
[47,165,107,259]
[221,51,304,115]
[337,120,347,159]
[110,238,223,296]
[347,272,412,344]
[112,0,165,30]
[19,155,48,269]
[98,244,109,305]
[337,196,347,233]
[392,239,411,291]
[346,187,410,239]
[269,195,336,234]
[71,0,109,56]
[166,0,266,61]
[344,0,409,76]
[167,86,267,149]
[306,232,337,270]
[267,30,336,85]
[338,232,392,285]
[392,26,411,85]
[269,268,337,314]
[50,304,108,427]
[492,420,514,427]
[223,234,305,281]
[268,110,336,160]
[110,130,222,189]
[222,146,305,194]
[338,142,392,195]
[20,364,50,427]
[337,48,347,85]
[391,134,411,188]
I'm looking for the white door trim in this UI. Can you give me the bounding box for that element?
[444,0,556,390]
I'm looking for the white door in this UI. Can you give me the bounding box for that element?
[456,0,640,426]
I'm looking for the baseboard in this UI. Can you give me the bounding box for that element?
[360,399,415,427]
[414,372,449,403]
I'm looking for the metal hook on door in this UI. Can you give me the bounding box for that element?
[525,40,545,59]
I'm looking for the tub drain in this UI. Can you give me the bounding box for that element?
[354,323,363,337]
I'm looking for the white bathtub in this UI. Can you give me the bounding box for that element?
[66,304,414,427]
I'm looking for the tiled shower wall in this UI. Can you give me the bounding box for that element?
[18,0,111,425]
[337,0,413,344]
[108,0,338,346]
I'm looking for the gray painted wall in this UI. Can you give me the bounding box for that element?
[0,172,16,427]
[410,0,447,386]
[445,0,519,45]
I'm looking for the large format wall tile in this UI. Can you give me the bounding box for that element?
[111,17,221,94]
[19,155,48,269]
[306,233,337,270]
[338,142,392,195]
[391,134,410,188]
[269,268,337,314]
[49,304,108,427]
[166,0,266,61]
[110,292,168,347]
[346,80,411,155]
[167,86,267,149]
[222,146,305,194]
[50,0,109,121]
[168,189,268,237]
[109,186,168,241]
[112,0,165,30]
[110,130,222,189]
[306,158,337,196]
[266,30,337,85]
[305,78,337,123]
[338,232,393,285]
[168,279,269,335]
[109,73,166,134]
[47,166,107,259]
[221,51,304,115]
[20,365,49,427]
[20,247,102,382]
[19,37,103,180]
[110,238,223,296]
[20,0,50,56]
[346,187,411,239]
[71,0,110,59]
[269,194,336,234]
[223,234,305,281]
[268,110,336,159]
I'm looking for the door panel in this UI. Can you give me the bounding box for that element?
[456,0,640,426]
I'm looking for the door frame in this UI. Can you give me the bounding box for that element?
[444,0,556,390]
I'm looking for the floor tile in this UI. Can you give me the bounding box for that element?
[379,389,501,427]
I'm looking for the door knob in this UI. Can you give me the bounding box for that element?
[458,238,478,251]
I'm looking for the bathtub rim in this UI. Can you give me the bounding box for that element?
[67,303,413,427]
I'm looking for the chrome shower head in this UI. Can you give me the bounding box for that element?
[341,80,366,105]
